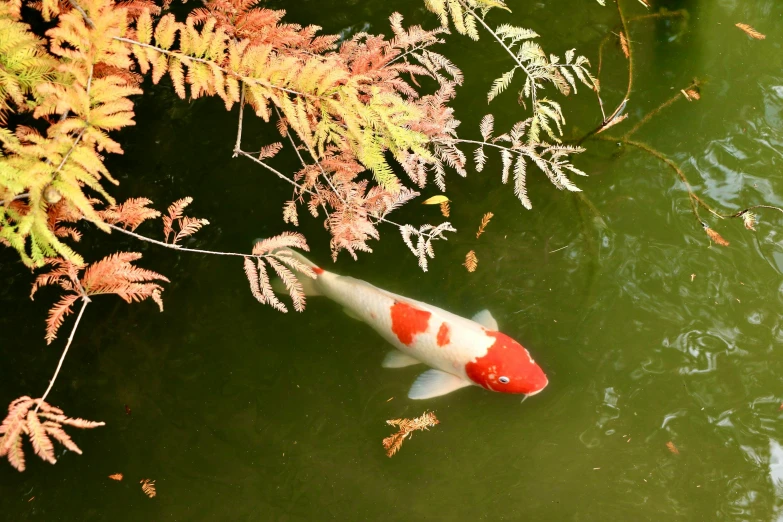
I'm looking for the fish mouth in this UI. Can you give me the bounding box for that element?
[524,375,549,397]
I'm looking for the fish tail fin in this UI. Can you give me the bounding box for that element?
[269,248,323,297]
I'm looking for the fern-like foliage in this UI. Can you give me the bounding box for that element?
[31,252,168,343]
[98,197,161,231]
[161,197,209,244]
[467,114,586,208]
[400,221,456,271]
[420,0,594,209]
[423,0,510,40]
[0,4,57,123]
[189,0,339,52]
[0,396,104,472]
[1,0,144,267]
[125,8,442,194]
[382,411,439,457]
[242,232,315,312]
[488,35,596,127]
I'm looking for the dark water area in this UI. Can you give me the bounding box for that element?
[3,0,783,520]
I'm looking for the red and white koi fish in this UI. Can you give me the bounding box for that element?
[284,251,548,400]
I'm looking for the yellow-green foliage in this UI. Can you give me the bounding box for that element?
[128,9,428,192]
[423,0,510,40]
[1,0,140,267]
[0,0,448,269]
[0,4,56,122]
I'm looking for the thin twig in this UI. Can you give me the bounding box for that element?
[67,0,94,28]
[0,192,30,207]
[273,108,331,218]
[616,0,634,105]
[232,84,246,156]
[34,296,91,414]
[235,149,317,195]
[107,223,262,258]
[458,0,537,107]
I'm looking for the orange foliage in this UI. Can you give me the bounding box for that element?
[383,411,439,457]
[0,397,104,472]
[31,253,168,343]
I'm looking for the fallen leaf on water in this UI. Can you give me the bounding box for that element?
[383,412,439,457]
[597,113,628,134]
[422,195,449,205]
[667,441,680,455]
[619,32,630,59]
[690,274,696,282]
[386,397,394,402]
[735,23,765,40]
[439,201,450,217]
[108,473,124,481]
[778,403,783,411]
[742,212,757,231]
[704,226,730,247]
[140,479,156,498]
[476,212,493,239]
[124,404,131,416]
[682,89,700,101]
[464,250,478,272]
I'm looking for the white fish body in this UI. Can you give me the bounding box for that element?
[284,251,548,400]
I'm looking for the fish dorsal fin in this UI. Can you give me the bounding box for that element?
[472,309,498,330]
[382,350,422,368]
[408,370,473,400]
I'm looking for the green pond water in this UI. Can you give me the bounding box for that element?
[3,0,783,519]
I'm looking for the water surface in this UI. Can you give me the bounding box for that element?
[3,0,783,520]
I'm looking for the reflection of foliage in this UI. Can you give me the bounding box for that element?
[0,397,104,472]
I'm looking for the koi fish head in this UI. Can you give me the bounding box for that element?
[465,331,548,395]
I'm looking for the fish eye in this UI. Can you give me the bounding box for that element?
[499,376,510,384]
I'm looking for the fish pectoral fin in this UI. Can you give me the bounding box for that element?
[382,350,422,369]
[472,309,499,330]
[408,370,473,400]
[342,307,362,321]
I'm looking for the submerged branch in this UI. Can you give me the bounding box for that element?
[624,79,702,138]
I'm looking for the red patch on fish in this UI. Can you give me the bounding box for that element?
[436,323,450,347]
[390,301,431,346]
[465,331,548,395]
[313,266,324,275]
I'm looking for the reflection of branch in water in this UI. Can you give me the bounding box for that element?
[589,6,688,136]
[624,79,702,138]
[577,5,783,244]
[596,135,783,242]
